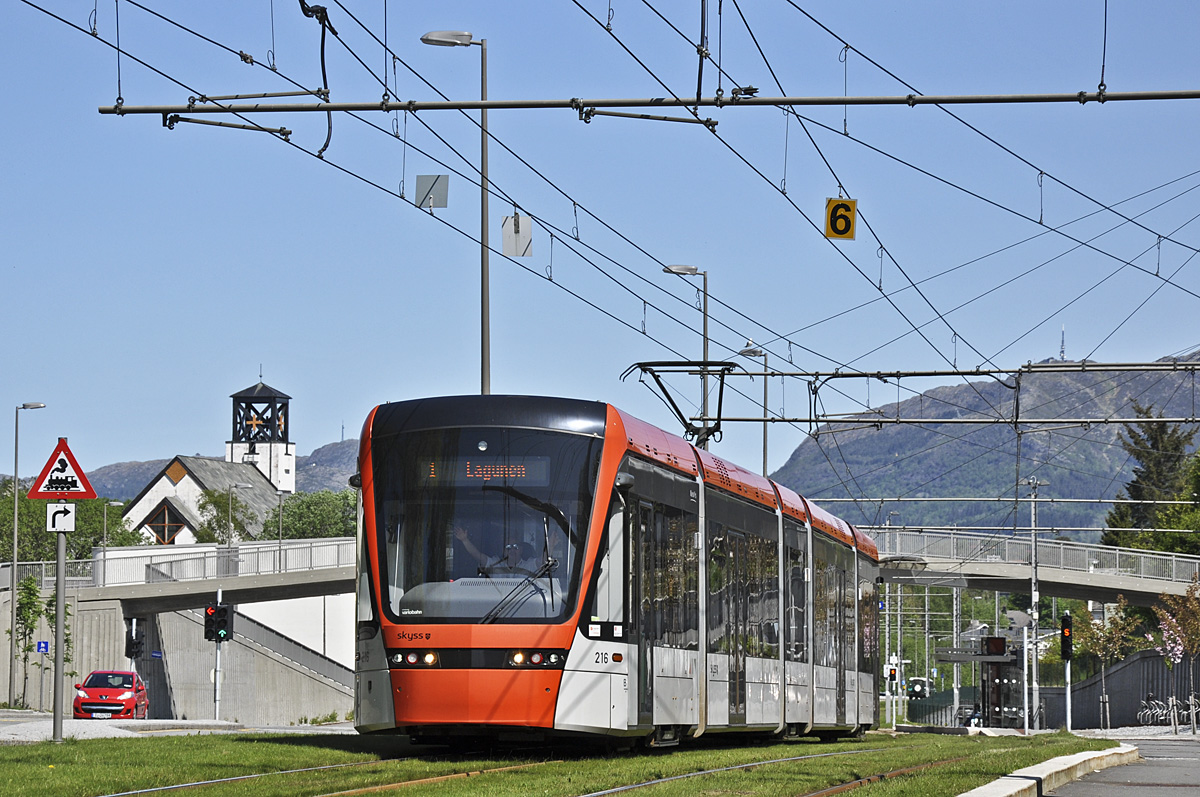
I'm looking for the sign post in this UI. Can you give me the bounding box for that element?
[27,438,95,743]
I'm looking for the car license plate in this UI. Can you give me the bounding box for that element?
[92,712,111,719]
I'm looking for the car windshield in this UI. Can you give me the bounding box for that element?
[85,673,132,689]
[372,425,602,624]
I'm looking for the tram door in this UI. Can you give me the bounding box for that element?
[632,502,654,726]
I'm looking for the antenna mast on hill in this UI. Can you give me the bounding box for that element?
[1060,326,1066,361]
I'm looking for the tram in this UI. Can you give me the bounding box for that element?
[353,395,879,744]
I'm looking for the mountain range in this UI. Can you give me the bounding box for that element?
[771,352,1200,541]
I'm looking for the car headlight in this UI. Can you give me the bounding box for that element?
[76,689,88,699]
[118,691,134,700]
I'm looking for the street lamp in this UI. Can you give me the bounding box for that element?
[276,490,285,572]
[738,342,768,477]
[663,265,709,448]
[227,483,252,543]
[9,401,45,707]
[422,29,490,395]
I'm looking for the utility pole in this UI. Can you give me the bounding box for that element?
[952,588,961,722]
[1026,477,1048,730]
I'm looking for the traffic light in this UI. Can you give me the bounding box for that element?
[125,631,144,659]
[887,666,898,682]
[1061,613,1073,661]
[213,603,233,642]
[204,603,218,641]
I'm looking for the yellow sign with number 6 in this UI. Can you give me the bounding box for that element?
[825,198,857,240]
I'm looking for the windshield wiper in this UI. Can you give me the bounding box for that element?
[479,557,558,624]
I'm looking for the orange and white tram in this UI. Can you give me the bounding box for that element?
[353,395,880,744]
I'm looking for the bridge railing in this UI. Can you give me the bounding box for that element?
[876,529,1200,585]
[2,538,355,592]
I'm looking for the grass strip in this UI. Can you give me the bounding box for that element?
[0,729,1117,797]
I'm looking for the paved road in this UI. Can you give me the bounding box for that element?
[0,709,356,742]
[1048,737,1200,796]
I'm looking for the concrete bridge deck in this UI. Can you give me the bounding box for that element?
[1,538,354,614]
[5,531,1198,609]
[876,529,1200,606]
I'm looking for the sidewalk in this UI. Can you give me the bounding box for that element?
[958,744,1139,797]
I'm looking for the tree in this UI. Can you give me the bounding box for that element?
[1103,401,1197,549]
[1075,594,1144,730]
[5,576,41,708]
[1154,576,1200,734]
[1,480,143,561]
[40,591,76,687]
[262,490,356,540]
[1150,455,1200,556]
[195,489,257,544]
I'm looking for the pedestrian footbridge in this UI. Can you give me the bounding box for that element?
[5,531,1198,610]
[876,529,1200,606]
[2,538,354,615]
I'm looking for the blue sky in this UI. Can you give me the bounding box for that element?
[4,1,1200,482]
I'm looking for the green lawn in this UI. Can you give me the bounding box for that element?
[0,730,1117,797]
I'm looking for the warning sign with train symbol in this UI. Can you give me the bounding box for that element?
[27,437,97,500]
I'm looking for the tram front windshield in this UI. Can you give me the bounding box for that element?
[372,426,601,624]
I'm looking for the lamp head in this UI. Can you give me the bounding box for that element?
[20,402,46,410]
[663,264,699,276]
[421,30,474,47]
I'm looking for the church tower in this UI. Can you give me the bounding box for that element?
[225,381,296,493]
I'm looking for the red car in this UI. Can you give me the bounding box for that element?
[73,670,149,719]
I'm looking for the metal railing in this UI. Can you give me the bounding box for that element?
[1,537,355,592]
[876,528,1200,585]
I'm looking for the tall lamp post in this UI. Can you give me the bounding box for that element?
[227,483,252,544]
[422,29,490,394]
[1025,476,1048,729]
[9,401,45,707]
[663,265,709,448]
[276,490,286,572]
[738,343,769,476]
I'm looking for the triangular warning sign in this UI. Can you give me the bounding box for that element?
[28,438,97,499]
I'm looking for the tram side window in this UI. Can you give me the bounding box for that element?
[842,561,857,674]
[639,500,699,650]
[784,536,806,663]
[812,536,836,669]
[858,577,877,673]
[706,491,778,660]
[619,457,700,650]
[747,534,779,660]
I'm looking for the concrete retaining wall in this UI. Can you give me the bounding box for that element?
[2,593,351,726]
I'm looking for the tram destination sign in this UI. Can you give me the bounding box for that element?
[423,456,551,487]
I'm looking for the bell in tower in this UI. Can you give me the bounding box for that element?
[226,381,296,493]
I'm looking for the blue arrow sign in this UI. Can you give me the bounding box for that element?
[37,641,49,654]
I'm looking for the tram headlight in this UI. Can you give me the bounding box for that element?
[507,649,568,668]
[391,650,441,667]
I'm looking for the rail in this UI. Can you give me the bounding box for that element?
[1,537,355,592]
[875,529,1200,585]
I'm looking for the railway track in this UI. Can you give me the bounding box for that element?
[92,738,994,796]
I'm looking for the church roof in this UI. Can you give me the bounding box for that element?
[231,381,291,400]
[124,456,282,539]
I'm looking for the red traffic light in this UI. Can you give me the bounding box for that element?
[205,605,216,617]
